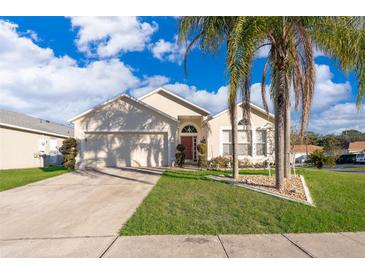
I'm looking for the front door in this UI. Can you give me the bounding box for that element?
[181,136,193,160]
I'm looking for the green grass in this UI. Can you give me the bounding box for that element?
[0,166,69,191]
[120,168,365,235]
[343,165,365,171]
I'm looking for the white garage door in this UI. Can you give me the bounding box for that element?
[84,132,168,167]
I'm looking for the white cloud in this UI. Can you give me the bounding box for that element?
[255,44,326,59]
[308,103,365,134]
[255,44,271,59]
[131,82,229,113]
[131,75,170,98]
[0,19,359,136]
[165,83,229,112]
[312,64,351,110]
[130,63,352,120]
[150,35,186,64]
[249,64,351,112]
[249,83,274,112]
[70,16,158,57]
[0,19,141,123]
[141,75,170,87]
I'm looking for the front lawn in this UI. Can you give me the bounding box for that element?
[0,166,69,191]
[120,168,365,235]
[343,165,365,171]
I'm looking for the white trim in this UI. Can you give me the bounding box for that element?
[211,102,274,120]
[68,93,179,123]
[167,127,172,165]
[0,122,71,138]
[300,175,315,206]
[85,130,169,134]
[178,120,200,140]
[180,124,198,135]
[139,87,211,116]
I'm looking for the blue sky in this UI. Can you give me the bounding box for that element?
[0,16,363,134]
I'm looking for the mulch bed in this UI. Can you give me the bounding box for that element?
[238,175,306,201]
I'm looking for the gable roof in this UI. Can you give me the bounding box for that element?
[139,87,211,116]
[0,108,73,138]
[292,144,323,154]
[348,141,365,152]
[211,102,275,120]
[68,93,178,123]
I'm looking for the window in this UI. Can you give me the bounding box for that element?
[238,118,249,126]
[222,130,232,155]
[222,130,251,156]
[256,130,266,156]
[181,125,197,133]
[49,139,58,153]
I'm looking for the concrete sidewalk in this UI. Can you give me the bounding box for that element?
[1,232,364,258]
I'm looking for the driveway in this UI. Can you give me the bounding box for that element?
[0,167,164,257]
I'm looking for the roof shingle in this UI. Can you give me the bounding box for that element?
[0,108,74,137]
[348,141,365,152]
[292,144,323,154]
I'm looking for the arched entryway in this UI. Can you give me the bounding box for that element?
[180,124,198,161]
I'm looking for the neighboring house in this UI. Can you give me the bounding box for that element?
[69,87,275,168]
[0,109,74,169]
[348,141,365,154]
[292,144,323,164]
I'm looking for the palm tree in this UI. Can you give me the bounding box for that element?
[179,16,365,188]
[179,17,241,179]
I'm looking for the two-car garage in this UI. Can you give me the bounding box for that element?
[71,94,178,168]
[83,132,168,167]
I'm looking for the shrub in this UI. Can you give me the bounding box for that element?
[326,156,336,167]
[239,160,254,168]
[197,139,207,168]
[308,149,335,169]
[208,156,231,168]
[238,160,267,169]
[59,137,77,170]
[175,144,186,167]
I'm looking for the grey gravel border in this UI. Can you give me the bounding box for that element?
[206,175,315,207]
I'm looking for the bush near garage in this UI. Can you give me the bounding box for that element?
[59,137,77,170]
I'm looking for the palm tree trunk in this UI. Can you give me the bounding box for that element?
[284,96,291,178]
[231,103,239,179]
[274,67,286,189]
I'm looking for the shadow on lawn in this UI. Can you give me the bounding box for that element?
[165,168,271,180]
[38,166,67,173]
[163,170,217,181]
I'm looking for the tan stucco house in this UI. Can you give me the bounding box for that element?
[0,109,74,169]
[69,87,274,168]
[292,144,323,164]
[348,141,365,154]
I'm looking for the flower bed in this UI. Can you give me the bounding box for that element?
[207,174,313,205]
[238,175,306,201]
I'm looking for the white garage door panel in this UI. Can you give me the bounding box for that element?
[84,133,167,167]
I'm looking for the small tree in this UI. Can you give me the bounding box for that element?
[175,144,186,167]
[308,149,335,169]
[59,137,77,170]
[197,139,207,168]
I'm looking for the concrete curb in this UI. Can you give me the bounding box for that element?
[300,175,315,206]
[206,175,314,207]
